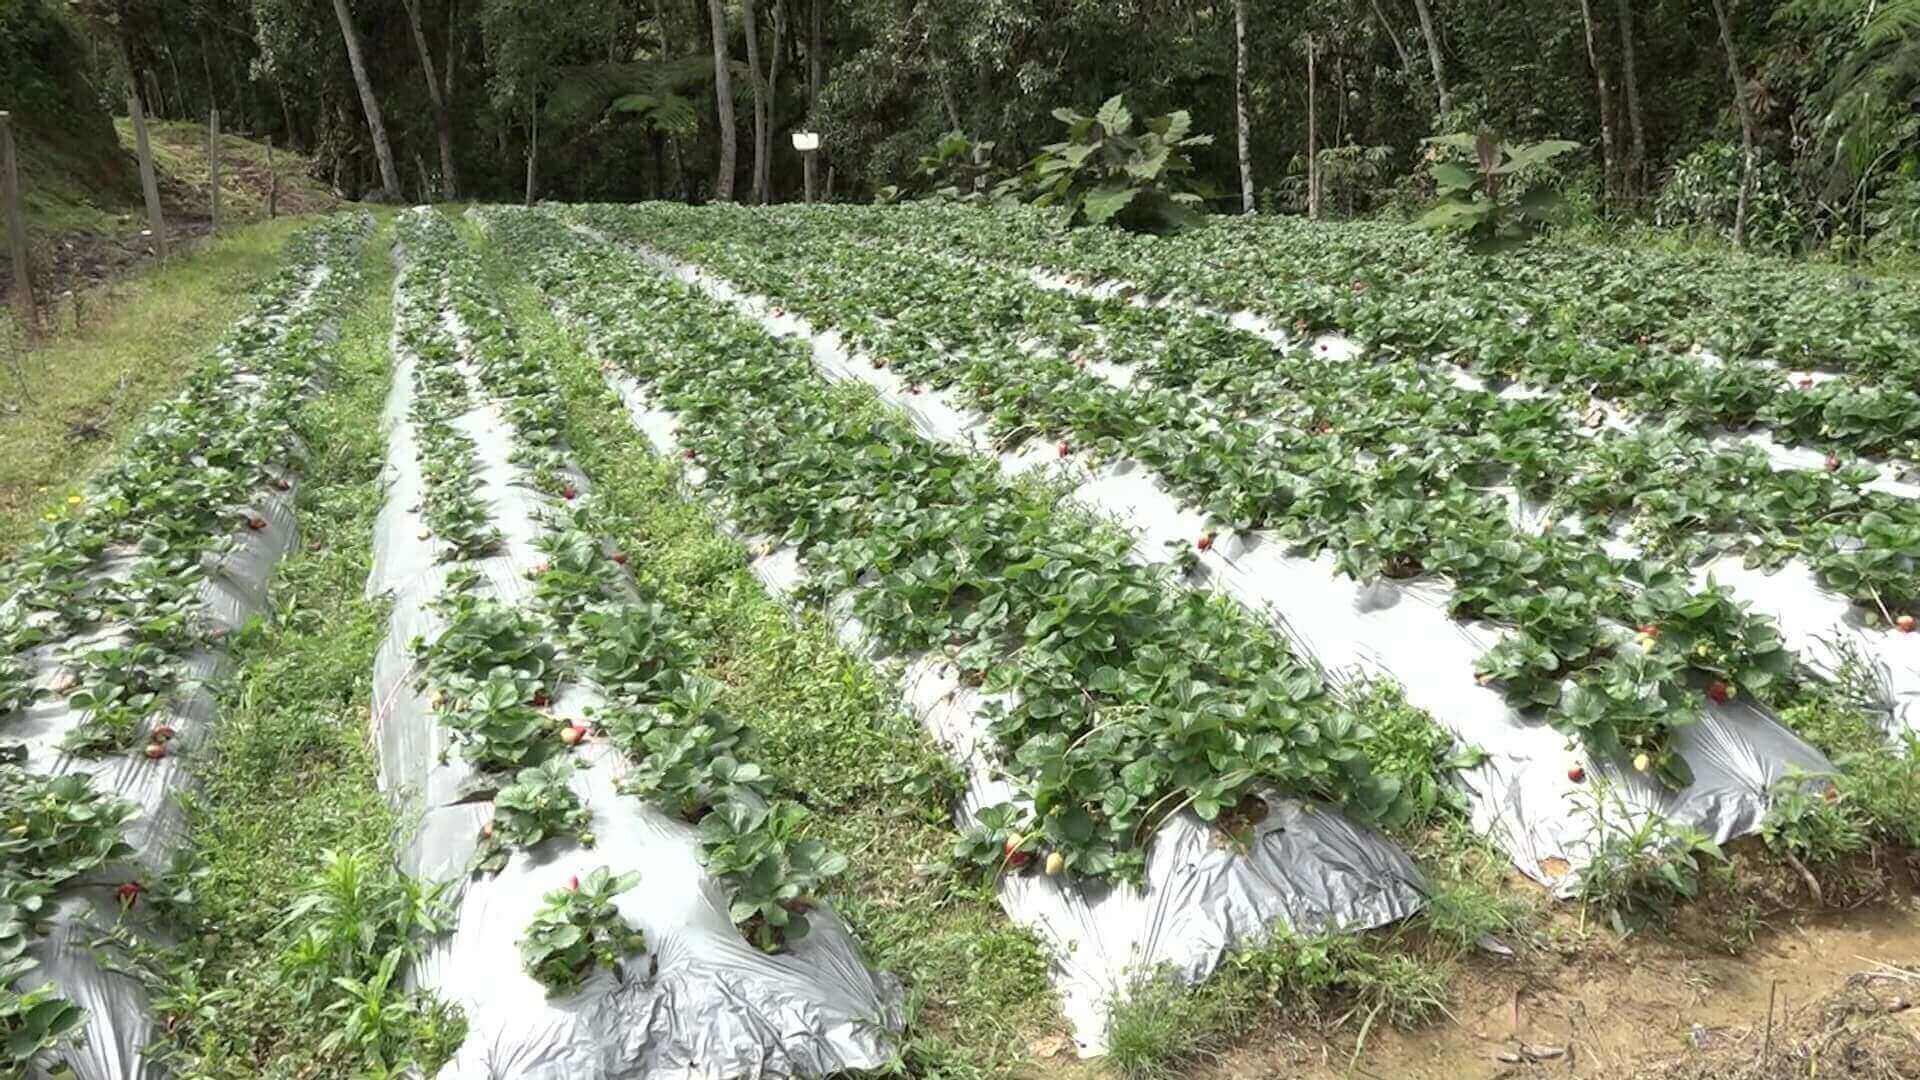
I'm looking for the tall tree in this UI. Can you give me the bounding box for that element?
[1411,0,1451,117]
[328,0,401,199]
[742,0,769,203]
[763,0,785,202]
[1306,32,1319,219]
[805,0,822,202]
[400,0,459,198]
[1576,0,1617,197]
[1613,0,1645,194]
[1233,0,1253,213]
[707,0,737,200]
[1710,0,1756,246]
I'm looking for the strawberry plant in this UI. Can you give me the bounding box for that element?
[0,766,137,885]
[472,759,593,874]
[518,868,646,997]
[0,958,87,1074]
[697,801,849,952]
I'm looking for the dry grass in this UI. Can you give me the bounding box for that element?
[1647,962,1920,1079]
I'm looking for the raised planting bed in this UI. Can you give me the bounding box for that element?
[0,213,371,1079]
[365,208,902,1077]
[484,206,1442,1052]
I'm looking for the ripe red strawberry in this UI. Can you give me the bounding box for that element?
[561,484,578,501]
[1797,377,1815,390]
[611,551,629,566]
[1567,766,1585,783]
[1197,532,1216,553]
[1636,624,1659,637]
[117,881,142,908]
[275,477,292,492]
[531,690,551,708]
[568,875,580,892]
[246,515,267,531]
[1898,614,1916,634]
[150,725,176,743]
[682,448,696,461]
[1003,835,1031,870]
[145,742,167,761]
[1057,440,1071,458]
[1707,680,1732,704]
[1826,454,1842,472]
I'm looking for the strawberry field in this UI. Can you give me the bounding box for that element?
[5,204,1920,1078]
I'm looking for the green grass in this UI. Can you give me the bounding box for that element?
[0,213,333,557]
[472,217,1069,1074]
[146,224,461,1076]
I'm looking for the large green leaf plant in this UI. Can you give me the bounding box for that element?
[1023,94,1216,232]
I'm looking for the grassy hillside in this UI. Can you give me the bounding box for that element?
[0,0,134,233]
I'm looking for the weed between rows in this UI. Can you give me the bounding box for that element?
[145,220,465,1076]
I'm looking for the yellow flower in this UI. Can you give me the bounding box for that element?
[66,494,82,507]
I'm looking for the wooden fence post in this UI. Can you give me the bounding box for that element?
[128,89,168,258]
[0,113,34,336]
[207,107,220,233]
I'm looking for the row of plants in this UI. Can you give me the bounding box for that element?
[581,203,1858,790]
[601,203,1920,621]
[487,206,1465,889]
[392,208,851,971]
[826,203,1920,466]
[0,214,371,1074]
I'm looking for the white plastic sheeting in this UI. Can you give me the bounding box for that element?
[10,256,344,1080]
[621,239,1838,899]
[556,225,1428,1056]
[1021,265,1920,745]
[366,217,904,1079]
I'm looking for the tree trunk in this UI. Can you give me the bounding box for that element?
[1306,35,1319,220]
[445,0,459,102]
[765,0,785,202]
[1709,0,1755,248]
[806,0,822,203]
[400,0,458,198]
[741,0,768,204]
[328,0,401,199]
[1577,0,1617,199]
[120,34,168,258]
[524,100,538,205]
[1411,0,1450,117]
[1234,0,1253,214]
[707,0,737,201]
[1613,0,1646,194]
[206,106,220,232]
[1368,0,1417,79]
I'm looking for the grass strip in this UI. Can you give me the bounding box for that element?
[145,222,463,1077]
